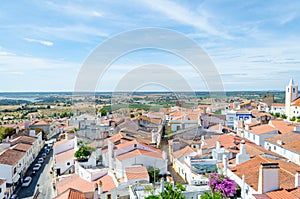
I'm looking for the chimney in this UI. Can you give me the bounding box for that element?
[258,163,279,194]
[160,178,165,193]
[98,180,103,195]
[295,171,300,188]
[216,141,221,150]
[94,183,98,199]
[236,140,250,164]
[222,154,228,176]
[218,122,222,133]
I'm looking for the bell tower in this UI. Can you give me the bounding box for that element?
[285,78,298,118]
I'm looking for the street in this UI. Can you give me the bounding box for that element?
[17,149,55,199]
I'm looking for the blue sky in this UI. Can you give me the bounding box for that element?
[0,0,300,92]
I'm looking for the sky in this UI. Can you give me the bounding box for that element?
[0,0,300,92]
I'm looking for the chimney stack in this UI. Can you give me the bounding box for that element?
[98,180,103,195]
[295,171,300,188]
[222,154,228,176]
[216,141,221,150]
[236,140,250,164]
[258,163,279,194]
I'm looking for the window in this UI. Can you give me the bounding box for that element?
[13,167,16,174]
[274,145,276,150]
[107,194,112,199]
[293,88,296,93]
[67,162,70,166]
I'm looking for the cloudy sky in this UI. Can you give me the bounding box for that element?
[0,0,300,92]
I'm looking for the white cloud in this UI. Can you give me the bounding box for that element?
[45,1,103,18]
[141,0,232,39]
[24,38,54,46]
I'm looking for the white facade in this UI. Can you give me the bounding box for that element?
[270,104,285,115]
[243,129,278,146]
[0,180,6,199]
[285,78,300,119]
[264,141,300,165]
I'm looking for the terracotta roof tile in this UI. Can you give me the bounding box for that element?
[265,132,300,154]
[271,103,285,107]
[125,166,149,181]
[289,187,300,198]
[116,149,163,161]
[269,119,294,134]
[292,97,300,106]
[11,135,37,145]
[55,188,86,199]
[172,146,197,159]
[57,173,116,195]
[249,124,277,135]
[0,149,26,166]
[11,143,32,152]
[55,149,74,163]
[230,155,300,191]
[266,189,298,199]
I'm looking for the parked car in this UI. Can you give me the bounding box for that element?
[38,158,44,164]
[42,153,47,158]
[10,194,18,199]
[33,163,41,171]
[21,176,32,187]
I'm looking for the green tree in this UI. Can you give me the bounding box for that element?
[130,113,135,118]
[0,127,16,140]
[145,182,186,199]
[74,145,93,161]
[281,114,287,119]
[290,116,296,122]
[99,109,107,116]
[147,166,160,182]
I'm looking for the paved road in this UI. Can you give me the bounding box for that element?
[17,150,55,199]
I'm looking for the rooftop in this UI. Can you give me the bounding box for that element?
[230,155,300,191]
[55,149,75,163]
[0,149,26,166]
[125,166,149,181]
[116,149,163,161]
[56,173,116,195]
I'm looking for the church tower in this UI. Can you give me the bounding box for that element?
[285,78,298,118]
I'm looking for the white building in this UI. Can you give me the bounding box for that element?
[0,179,6,199]
[242,124,278,146]
[270,103,285,115]
[264,132,300,165]
[102,134,168,179]
[53,136,75,176]
[285,78,300,119]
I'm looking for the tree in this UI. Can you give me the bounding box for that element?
[0,127,16,140]
[147,166,160,182]
[281,114,287,119]
[145,182,186,199]
[74,145,92,161]
[130,113,135,118]
[99,109,107,116]
[290,116,296,122]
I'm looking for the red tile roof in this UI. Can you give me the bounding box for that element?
[172,146,197,159]
[269,119,294,134]
[266,189,298,199]
[0,149,26,166]
[249,124,277,135]
[11,143,32,152]
[116,149,163,161]
[125,166,149,181]
[57,173,116,195]
[230,155,300,191]
[265,132,300,154]
[55,149,75,163]
[55,188,86,199]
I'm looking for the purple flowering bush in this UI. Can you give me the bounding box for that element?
[201,173,237,199]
